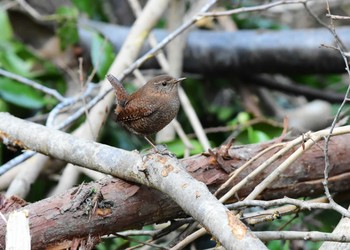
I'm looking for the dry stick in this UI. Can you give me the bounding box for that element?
[0,113,267,249]
[15,0,58,21]
[326,14,350,20]
[242,196,333,218]
[45,83,97,128]
[255,231,350,242]
[78,57,96,140]
[131,0,212,163]
[240,197,330,225]
[6,210,31,249]
[2,1,17,10]
[6,154,52,197]
[228,197,332,211]
[200,0,309,17]
[114,233,166,249]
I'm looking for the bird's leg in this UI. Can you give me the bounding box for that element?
[144,136,174,156]
[144,136,157,149]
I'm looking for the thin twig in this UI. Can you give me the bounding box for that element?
[46,83,98,129]
[241,197,329,225]
[0,151,36,176]
[114,233,169,249]
[254,231,350,242]
[200,0,308,17]
[0,68,65,102]
[15,0,61,21]
[227,197,333,211]
[326,14,350,20]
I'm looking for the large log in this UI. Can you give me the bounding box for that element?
[79,20,350,75]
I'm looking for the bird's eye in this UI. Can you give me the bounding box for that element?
[162,82,167,86]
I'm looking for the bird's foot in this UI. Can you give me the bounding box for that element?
[141,144,175,157]
[153,144,175,157]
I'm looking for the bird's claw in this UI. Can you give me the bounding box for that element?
[153,144,175,157]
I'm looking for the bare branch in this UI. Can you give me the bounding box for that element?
[255,231,350,242]
[201,0,309,17]
[227,197,333,211]
[326,14,350,20]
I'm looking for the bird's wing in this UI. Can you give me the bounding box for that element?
[115,102,156,122]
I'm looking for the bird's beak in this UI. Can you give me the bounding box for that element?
[176,77,186,83]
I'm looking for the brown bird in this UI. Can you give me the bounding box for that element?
[106,74,185,149]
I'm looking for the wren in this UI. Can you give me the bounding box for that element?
[106,74,185,149]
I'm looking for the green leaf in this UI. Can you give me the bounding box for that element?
[267,240,290,250]
[91,33,115,78]
[56,6,79,19]
[167,139,204,157]
[0,98,8,112]
[237,112,250,124]
[0,10,13,41]
[0,48,34,77]
[0,78,48,109]
[247,127,271,143]
[56,7,79,49]
[72,0,106,20]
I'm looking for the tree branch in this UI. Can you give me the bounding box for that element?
[0,113,266,249]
